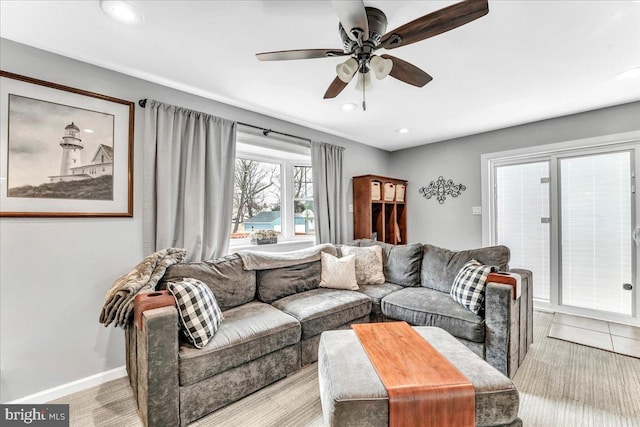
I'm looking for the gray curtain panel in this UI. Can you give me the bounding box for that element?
[311,141,348,244]
[144,100,236,261]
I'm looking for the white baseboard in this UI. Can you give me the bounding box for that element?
[8,366,127,404]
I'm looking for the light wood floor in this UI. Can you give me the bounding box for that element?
[52,311,640,426]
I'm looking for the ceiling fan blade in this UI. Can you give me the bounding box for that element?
[256,49,346,61]
[381,54,433,87]
[331,0,369,41]
[380,0,488,49]
[323,76,349,99]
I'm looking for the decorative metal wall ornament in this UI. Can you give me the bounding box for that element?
[418,176,466,204]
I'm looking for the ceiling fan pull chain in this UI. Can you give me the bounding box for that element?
[362,74,367,111]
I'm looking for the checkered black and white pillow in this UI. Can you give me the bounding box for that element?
[450,259,495,315]
[167,277,223,348]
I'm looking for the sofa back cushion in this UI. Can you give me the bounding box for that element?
[421,244,510,293]
[161,253,256,311]
[256,260,321,303]
[348,239,423,287]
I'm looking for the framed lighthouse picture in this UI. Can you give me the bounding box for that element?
[0,71,134,217]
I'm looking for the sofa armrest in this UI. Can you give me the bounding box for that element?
[136,306,180,427]
[485,282,520,378]
[508,268,534,360]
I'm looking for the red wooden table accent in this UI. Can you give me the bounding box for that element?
[352,322,475,427]
[133,290,175,329]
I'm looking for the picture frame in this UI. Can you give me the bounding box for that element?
[0,70,134,217]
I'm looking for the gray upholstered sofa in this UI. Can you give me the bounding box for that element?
[350,239,533,379]
[125,240,532,426]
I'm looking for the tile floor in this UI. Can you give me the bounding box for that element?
[548,312,640,358]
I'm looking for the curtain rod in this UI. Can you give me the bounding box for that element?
[138,98,312,144]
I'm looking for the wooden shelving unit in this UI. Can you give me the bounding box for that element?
[353,174,408,245]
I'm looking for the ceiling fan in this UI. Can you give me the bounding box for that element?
[256,0,489,109]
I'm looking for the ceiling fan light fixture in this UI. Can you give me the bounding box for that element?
[355,72,372,91]
[370,55,393,80]
[256,0,489,103]
[336,58,358,83]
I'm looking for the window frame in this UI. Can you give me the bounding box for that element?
[292,164,314,237]
[229,150,314,248]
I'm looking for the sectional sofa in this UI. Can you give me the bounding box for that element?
[125,240,532,426]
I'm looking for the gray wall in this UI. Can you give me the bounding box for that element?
[389,102,640,250]
[0,38,390,402]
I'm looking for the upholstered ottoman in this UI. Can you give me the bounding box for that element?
[318,326,521,427]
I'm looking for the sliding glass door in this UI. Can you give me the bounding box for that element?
[492,146,636,321]
[558,150,634,316]
[495,161,551,301]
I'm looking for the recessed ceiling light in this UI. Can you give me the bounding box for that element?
[100,0,143,24]
[616,67,640,81]
[83,129,95,133]
[341,103,358,111]
[396,128,410,134]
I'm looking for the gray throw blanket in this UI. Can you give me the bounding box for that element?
[238,243,337,270]
[99,248,187,328]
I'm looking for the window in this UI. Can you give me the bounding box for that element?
[231,159,281,239]
[229,130,314,245]
[293,166,314,236]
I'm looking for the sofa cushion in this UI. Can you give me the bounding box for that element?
[167,278,224,348]
[272,288,372,339]
[381,287,485,342]
[319,252,359,290]
[349,239,422,287]
[421,244,509,293]
[178,301,300,386]
[340,245,385,285]
[162,253,256,310]
[450,260,495,315]
[357,282,403,316]
[256,260,321,303]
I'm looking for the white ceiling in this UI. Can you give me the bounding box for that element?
[1,1,639,151]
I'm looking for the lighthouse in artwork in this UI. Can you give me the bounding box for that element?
[48,121,113,183]
[58,122,84,176]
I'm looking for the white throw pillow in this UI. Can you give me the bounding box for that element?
[319,252,359,290]
[340,245,385,285]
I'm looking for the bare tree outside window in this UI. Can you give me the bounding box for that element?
[231,159,281,237]
[294,165,315,236]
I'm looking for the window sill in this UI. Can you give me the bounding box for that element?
[228,238,316,254]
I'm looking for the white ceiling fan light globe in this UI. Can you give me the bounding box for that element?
[336,57,358,83]
[370,55,393,80]
[355,72,373,91]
